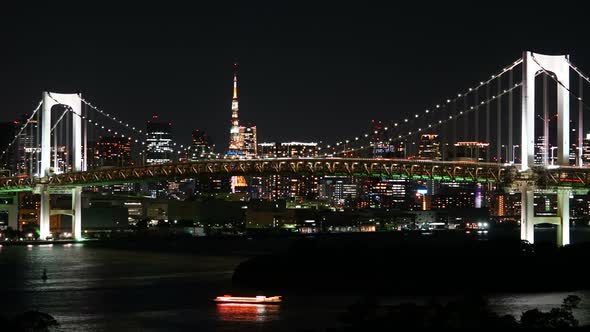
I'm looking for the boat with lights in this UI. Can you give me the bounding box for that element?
[214,295,282,304]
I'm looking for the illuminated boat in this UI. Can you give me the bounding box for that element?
[214,295,282,304]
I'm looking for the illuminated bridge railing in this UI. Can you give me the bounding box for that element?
[0,158,520,193]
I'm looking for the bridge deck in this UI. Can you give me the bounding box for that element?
[0,158,588,193]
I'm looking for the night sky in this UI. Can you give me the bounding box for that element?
[1,3,588,151]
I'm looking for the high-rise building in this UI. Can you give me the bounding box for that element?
[277,142,319,158]
[583,133,590,164]
[319,176,358,206]
[145,114,173,165]
[534,135,556,165]
[11,114,41,176]
[453,141,489,162]
[189,129,214,161]
[369,119,398,158]
[257,142,277,158]
[355,178,409,209]
[418,134,441,160]
[0,121,17,173]
[239,125,257,158]
[95,136,133,168]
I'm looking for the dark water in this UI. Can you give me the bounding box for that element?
[1,241,589,331]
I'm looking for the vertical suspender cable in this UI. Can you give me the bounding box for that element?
[496,78,502,162]
[508,69,513,163]
[463,94,468,141]
[486,83,490,161]
[28,116,33,176]
[579,75,584,166]
[66,104,70,172]
[83,101,88,171]
[473,87,479,141]
[474,88,479,160]
[36,109,40,176]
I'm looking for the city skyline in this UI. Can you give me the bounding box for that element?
[3,5,590,331]
[2,4,590,149]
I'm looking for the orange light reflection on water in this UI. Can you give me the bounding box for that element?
[216,303,280,322]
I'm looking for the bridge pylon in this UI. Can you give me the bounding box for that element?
[38,92,84,241]
[520,51,571,246]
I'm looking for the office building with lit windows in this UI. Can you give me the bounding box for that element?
[189,129,214,160]
[418,134,441,160]
[145,114,173,165]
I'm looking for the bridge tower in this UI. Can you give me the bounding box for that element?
[37,92,84,241]
[520,51,571,246]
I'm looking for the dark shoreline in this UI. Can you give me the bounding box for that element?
[231,232,590,296]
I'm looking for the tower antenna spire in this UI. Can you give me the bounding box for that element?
[233,62,239,100]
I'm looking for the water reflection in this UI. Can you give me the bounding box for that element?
[216,303,280,322]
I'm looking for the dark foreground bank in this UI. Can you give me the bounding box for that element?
[233,231,590,295]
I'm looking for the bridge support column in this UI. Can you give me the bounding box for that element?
[39,187,51,240]
[8,194,18,230]
[556,188,571,246]
[72,187,82,240]
[520,182,535,244]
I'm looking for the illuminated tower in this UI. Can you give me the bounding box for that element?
[228,63,242,157]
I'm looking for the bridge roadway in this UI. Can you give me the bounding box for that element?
[0,158,589,193]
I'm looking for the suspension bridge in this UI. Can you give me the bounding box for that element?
[1,51,590,246]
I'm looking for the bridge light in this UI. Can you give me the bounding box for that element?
[458,93,462,97]
[436,104,440,108]
[415,114,419,118]
[425,110,429,113]
[404,118,408,122]
[394,123,398,126]
[447,99,451,103]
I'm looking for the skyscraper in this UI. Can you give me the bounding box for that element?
[145,114,173,165]
[95,136,133,167]
[239,124,257,158]
[418,134,441,160]
[0,121,17,173]
[189,129,214,161]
